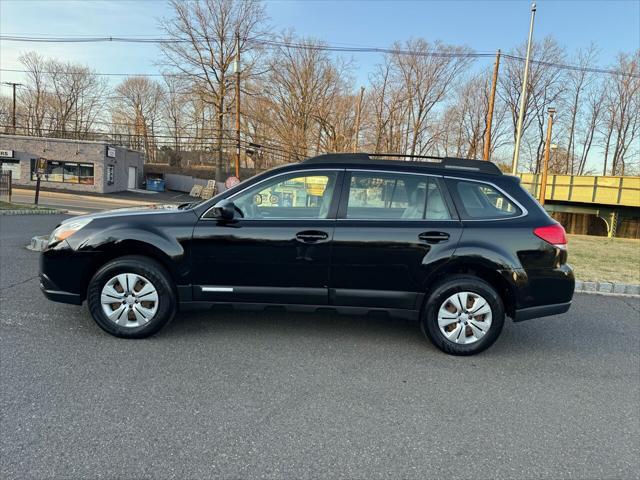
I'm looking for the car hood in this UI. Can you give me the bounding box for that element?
[61,204,183,223]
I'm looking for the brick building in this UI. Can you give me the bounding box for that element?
[0,134,145,193]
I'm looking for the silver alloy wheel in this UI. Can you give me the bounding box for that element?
[100,273,159,328]
[437,291,492,345]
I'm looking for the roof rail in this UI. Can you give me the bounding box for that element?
[303,153,503,175]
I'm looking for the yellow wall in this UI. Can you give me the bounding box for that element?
[518,174,640,207]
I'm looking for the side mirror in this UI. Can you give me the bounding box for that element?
[211,200,236,221]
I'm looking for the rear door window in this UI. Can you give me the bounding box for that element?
[345,171,451,220]
[453,180,521,219]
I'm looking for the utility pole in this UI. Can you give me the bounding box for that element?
[3,82,22,134]
[511,2,537,174]
[539,107,555,206]
[483,50,501,161]
[353,86,365,153]
[234,29,241,179]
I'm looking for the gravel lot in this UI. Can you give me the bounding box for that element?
[1,214,639,479]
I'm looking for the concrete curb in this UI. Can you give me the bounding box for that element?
[575,280,640,297]
[1,208,67,216]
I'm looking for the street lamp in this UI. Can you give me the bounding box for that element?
[539,107,556,205]
[511,2,537,174]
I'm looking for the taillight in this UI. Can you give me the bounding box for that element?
[534,223,567,248]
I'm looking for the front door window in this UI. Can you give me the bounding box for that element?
[229,171,339,220]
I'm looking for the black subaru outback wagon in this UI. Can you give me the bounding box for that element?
[40,154,574,355]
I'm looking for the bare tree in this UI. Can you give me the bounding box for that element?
[576,78,605,175]
[608,52,640,175]
[0,95,13,134]
[112,77,165,162]
[499,37,566,172]
[159,0,268,178]
[436,70,509,159]
[391,39,474,156]
[562,45,598,174]
[161,74,191,152]
[366,60,407,153]
[364,40,474,157]
[15,52,107,139]
[259,34,353,162]
[18,52,48,136]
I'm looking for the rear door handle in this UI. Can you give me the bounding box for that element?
[296,230,329,243]
[418,231,450,244]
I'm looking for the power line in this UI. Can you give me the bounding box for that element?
[0,67,169,78]
[500,53,636,78]
[2,109,317,156]
[4,111,241,132]
[1,125,324,160]
[2,34,637,78]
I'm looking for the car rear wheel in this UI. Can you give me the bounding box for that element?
[421,275,505,355]
[87,256,176,338]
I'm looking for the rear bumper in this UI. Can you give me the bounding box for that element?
[513,301,571,322]
[40,273,83,305]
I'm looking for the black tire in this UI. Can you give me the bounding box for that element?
[87,255,177,339]
[421,275,505,355]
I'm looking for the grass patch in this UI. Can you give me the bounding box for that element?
[568,234,640,284]
[0,201,40,210]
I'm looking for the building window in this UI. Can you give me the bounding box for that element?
[63,163,79,183]
[1,160,21,180]
[47,161,64,182]
[31,160,94,185]
[79,164,94,185]
[106,164,114,185]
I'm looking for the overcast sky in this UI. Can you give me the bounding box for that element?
[1,0,639,92]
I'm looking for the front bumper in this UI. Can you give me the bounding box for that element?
[513,301,571,322]
[40,273,83,305]
[40,239,98,306]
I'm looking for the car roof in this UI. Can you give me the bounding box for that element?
[298,153,503,177]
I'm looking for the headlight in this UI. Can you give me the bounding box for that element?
[49,218,92,244]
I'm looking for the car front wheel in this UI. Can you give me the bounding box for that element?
[421,275,505,355]
[87,256,177,339]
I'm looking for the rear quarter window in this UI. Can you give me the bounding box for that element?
[452,180,522,220]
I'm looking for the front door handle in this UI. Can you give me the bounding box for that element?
[296,230,329,243]
[418,231,450,244]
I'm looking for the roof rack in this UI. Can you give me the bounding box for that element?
[303,153,502,175]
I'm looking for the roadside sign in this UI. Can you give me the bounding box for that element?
[106,146,116,158]
[36,157,47,176]
[225,176,240,189]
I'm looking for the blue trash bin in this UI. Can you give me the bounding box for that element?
[146,178,165,192]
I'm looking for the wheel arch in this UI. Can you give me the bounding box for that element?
[81,240,182,300]
[422,257,519,319]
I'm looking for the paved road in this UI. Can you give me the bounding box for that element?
[10,189,192,214]
[1,215,639,479]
